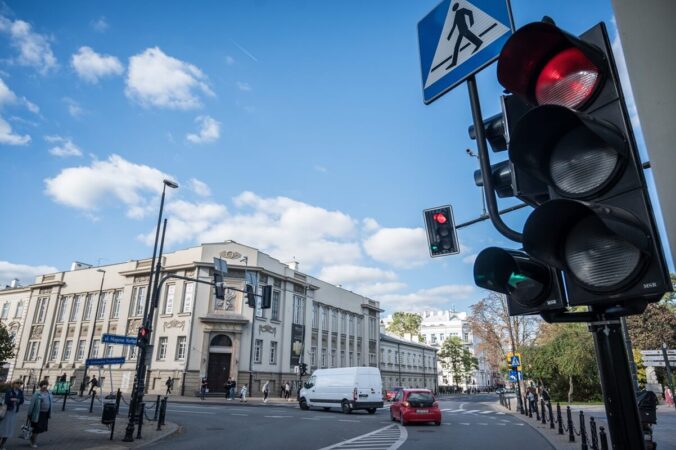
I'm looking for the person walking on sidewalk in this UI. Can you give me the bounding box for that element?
[88,375,99,396]
[0,380,25,449]
[229,379,237,400]
[28,380,52,448]
[240,384,248,403]
[284,382,291,401]
[165,377,174,395]
[262,380,270,403]
[200,377,208,400]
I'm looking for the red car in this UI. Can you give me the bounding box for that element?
[384,387,404,401]
[390,389,441,426]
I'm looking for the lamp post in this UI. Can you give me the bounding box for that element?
[123,179,177,442]
[80,269,106,396]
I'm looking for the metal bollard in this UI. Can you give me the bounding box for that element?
[154,395,160,421]
[579,411,588,450]
[524,395,528,415]
[157,397,167,430]
[161,396,167,426]
[115,389,122,414]
[590,417,599,450]
[557,403,564,435]
[567,406,575,443]
[62,388,69,411]
[89,391,96,413]
[541,399,546,424]
[599,426,608,450]
[136,402,145,439]
[508,396,511,410]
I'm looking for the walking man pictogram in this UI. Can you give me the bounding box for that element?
[446,3,483,69]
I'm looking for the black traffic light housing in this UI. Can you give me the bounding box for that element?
[213,269,225,301]
[260,285,272,309]
[423,205,459,257]
[300,363,308,376]
[246,284,256,308]
[137,327,150,348]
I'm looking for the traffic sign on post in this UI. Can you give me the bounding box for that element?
[86,357,126,366]
[102,334,138,346]
[418,0,514,104]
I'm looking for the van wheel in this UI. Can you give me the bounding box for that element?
[341,400,352,414]
[367,408,377,414]
[323,407,330,411]
[299,398,309,410]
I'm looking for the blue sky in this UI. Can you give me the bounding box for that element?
[0,0,668,315]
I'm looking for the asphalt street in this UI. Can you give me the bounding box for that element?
[143,393,554,450]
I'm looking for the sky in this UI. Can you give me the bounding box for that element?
[0,0,670,316]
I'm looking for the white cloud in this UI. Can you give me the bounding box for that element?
[0,116,30,145]
[125,47,213,109]
[0,261,59,287]
[236,81,251,92]
[377,284,476,313]
[71,46,124,83]
[314,165,327,173]
[188,178,211,197]
[63,97,84,118]
[90,17,109,33]
[45,135,83,157]
[22,98,39,113]
[0,78,17,105]
[356,282,408,297]
[44,154,171,218]
[186,115,220,144]
[139,200,228,246]
[362,218,379,233]
[0,16,57,74]
[462,253,478,264]
[363,227,429,268]
[225,56,235,65]
[318,264,398,285]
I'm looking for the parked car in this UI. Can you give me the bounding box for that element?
[390,389,441,426]
[384,386,404,401]
[299,367,384,414]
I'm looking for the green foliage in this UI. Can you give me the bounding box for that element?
[386,312,423,340]
[633,349,647,388]
[0,324,15,365]
[438,336,464,385]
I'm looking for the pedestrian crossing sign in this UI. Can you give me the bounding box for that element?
[418,0,514,104]
[507,352,521,368]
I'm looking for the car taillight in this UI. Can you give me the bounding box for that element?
[353,388,357,401]
[535,47,600,109]
[402,401,410,408]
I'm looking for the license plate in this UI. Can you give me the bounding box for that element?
[416,409,428,414]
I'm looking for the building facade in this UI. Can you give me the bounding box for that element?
[379,332,437,392]
[1,241,382,397]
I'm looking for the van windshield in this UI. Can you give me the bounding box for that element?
[407,392,434,407]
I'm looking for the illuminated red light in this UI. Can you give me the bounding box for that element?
[535,47,600,109]
[433,213,448,224]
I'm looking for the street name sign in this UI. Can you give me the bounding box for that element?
[418,0,514,104]
[102,333,138,346]
[86,357,126,366]
[641,349,675,356]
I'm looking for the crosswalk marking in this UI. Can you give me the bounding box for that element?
[318,424,407,450]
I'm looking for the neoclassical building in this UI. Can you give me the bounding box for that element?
[379,331,438,392]
[0,241,382,396]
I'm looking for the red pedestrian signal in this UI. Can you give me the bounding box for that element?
[423,205,459,257]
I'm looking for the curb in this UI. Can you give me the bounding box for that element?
[136,422,181,449]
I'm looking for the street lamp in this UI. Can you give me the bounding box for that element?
[80,268,106,396]
[123,179,178,442]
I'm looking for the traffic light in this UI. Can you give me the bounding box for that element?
[245,284,256,308]
[213,268,225,300]
[260,285,272,309]
[491,20,670,309]
[137,326,150,348]
[300,363,308,376]
[423,205,459,257]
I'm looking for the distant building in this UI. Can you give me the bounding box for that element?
[379,331,438,392]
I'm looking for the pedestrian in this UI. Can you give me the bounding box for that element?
[28,380,52,448]
[285,382,291,401]
[527,388,535,414]
[229,379,237,400]
[200,377,208,400]
[541,386,551,404]
[262,380,270,403]
[0,380,25,449]
[240,384,248,403]
[88,375,98,396]
[165,377,173,395]
[59,373,66,384]
[665,386,674,406]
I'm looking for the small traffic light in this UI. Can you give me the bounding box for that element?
[423,205,459,257]
[300,363,308,376]
[260,285,272,309]
[213,260,225,300]
[245,284,256,308]
[137,326,150,348]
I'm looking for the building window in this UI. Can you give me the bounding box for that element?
[369,317,377,340]
[104,344,114,358]
[110,291,121,319]
[63,340,73,361]
[164,285,175,314]
[128,345,137,360]
[349,315,355,335]
[331,309,338,331]
[56,296,69,323]
[431,334,437,344]
[182,283,194,313]
[34,297,49,324]
[131,286,146,317]
[439,333,445,342]
[14,301,24,318]
[312,303,319,329]
[292,295,305,325]
[254,339,263,364]
[357,352,361,365]
[331,349,336,367]
[91,340,100,358]
[321,306,328,329]
[356,317,363,337]
[349,351,354,366]
[176,336,186,360]
[321,348,327,368]
[270,341,278,365]
[26,341,40,361]
[76,340,86,361]
[83,294,94,320]
[310,347,317,366]
[271,290,280,321]
[369,353,376,365]
[70,295,82,322]
[341,350,346,367]
[0,303,8,319]
[463,332,469,342]
[341,312,347,334]
[157,337,168,360]
[49,341,60,361]
[97,292,108,320]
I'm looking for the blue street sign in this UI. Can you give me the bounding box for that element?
[86,357,126,366]
[510,355,521,367]
[102,333,138,346]
[508,370,522,382]
[418,0,514,104]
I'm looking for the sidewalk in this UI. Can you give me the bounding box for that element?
[490,397,676,450]
[4,394,178,450]
[165,393,301,407]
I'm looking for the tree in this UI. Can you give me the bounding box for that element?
[0,324,15,365]
[386,312,423,341]
[461,347,479,386]
[438,337,464,385]
[627,274,676,350]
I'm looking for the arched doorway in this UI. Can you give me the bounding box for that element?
[207,334,233,392]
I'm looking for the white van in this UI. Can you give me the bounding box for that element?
[299,367,384,414]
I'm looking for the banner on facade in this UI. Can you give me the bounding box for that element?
[290,323,304,367]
